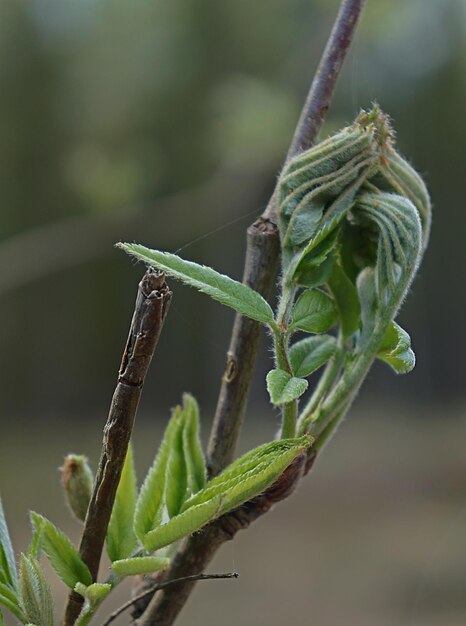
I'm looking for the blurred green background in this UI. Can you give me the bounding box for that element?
[0,0,465,624]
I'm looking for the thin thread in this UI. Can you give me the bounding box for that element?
[174,207,262,254]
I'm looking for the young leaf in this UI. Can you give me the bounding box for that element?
[327,261,361,337]
[181,394,206,496]
[143,437,311,553]
[117,243,275,325]
[0,582,24,622]
[111,556,170,577]
[74,582,111,606]
[0,498,17,588]
[107,445,138,562]
[290,289,338,334]
[74,583,111,626]
[289,335,337,378]
[377,321,415,374]
[266,369,308,405]
[30,513,91,589]
[143,498,222,554]
[134,408,183,541]
[19,554,54,626]
[165,408,188,519]
[27,516,45,560]
[0,609,4,626]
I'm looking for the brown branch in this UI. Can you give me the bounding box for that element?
[286,0,367,159]
[135,2,366,624]
[62,269,172,626]
[102,573,238,626]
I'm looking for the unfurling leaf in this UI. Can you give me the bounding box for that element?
[353,192,422,308]
[165,407,188,518]
[134,410,181,542]
[266,369,308,405]
[181,394,206,496]
[0,498,17,588]
[19,554,54,626]
[60,454,94,523]
[107,445,138,562]
[327,261,361,337]
[74,582,111,606]
[370,146,431,248]
[74,583,112,626]
[117,244,275,325]
[289,335,337,378]
[377,321,415,374]
[111,556,170,577]
[290,289,338,334]
[30,513,91,589]
[143,437,311,553]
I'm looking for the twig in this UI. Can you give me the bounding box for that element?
[286,0,366,159]
[102,573,238,626]
[135,2,366,625]
[62,269,172,626]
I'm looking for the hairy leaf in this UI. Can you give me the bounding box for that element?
[266,369,308,405]
[117,244,275,325]
[290,335,337,378]
[165,408,188,518]
[181,394,206,496]
[30,513,91,589]
[290,289,338,334]
[111,556,170,577]
[107,445,138,562]
[377,321,415,374]
[134,411,181,541]
[74,583,111,626]
[327,261,361,337]
[0,582,24,622]
[19,554,54,626]
[74,583,112,606]
[144,437,311,553]
[0,498,17,588]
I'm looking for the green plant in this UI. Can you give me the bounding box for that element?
[0,104,430,626]
[0,2,433,626]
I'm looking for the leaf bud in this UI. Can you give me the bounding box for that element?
[60,454,94,522]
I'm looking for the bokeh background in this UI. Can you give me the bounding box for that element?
[1,0,465,624]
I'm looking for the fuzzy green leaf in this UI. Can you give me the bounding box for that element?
[27,516,45,560]
[165,409,188,519]
[118,244,275,325]
[266,369,308,405]
[293,252,336,289]
[74,583,111,606]
[74,583,112,626]
[327,261,361,337]
[356,266,377,336]
[107,445,138,562]
[290,289,338,334]
[30,513,91,589]
[377,321,415,374]
[19,554,54,626]
[290,335,337,378]
[134,411,180,541]
[0,498,17,588]
[0,582,24,622]
[181,394,206,496]
[111,556,170,577]
[143,437,311,553]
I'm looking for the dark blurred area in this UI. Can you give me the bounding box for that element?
[0,0,465,624]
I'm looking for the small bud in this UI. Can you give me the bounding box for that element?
[60,454,94,522]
